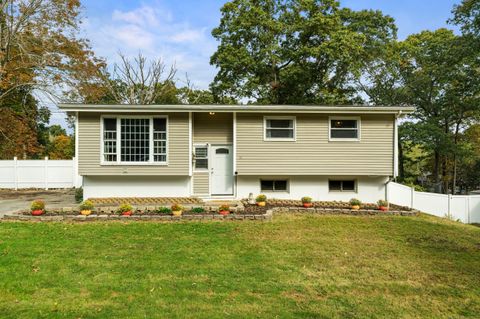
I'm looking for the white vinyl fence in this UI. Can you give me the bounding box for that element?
[0,157,82,189]
[387,182,480,224]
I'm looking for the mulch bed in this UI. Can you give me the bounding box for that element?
[89,197,204,206]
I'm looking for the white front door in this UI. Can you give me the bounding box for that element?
[211,145,234,195]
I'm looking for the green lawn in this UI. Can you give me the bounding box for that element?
[0,214,479,318]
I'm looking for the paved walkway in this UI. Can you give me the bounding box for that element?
[0,189,77,217]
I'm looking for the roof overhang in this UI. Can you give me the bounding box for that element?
[59,104,415,116]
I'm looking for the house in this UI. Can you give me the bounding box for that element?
[59,104,414,202]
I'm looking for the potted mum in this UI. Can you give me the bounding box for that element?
[218,204,230,216]
[171,204,183,216]
[256,194,267,207]
[79,200,94,216]
[118,203,133,216]
[301,196,313,208]
[377,200,389,211]
[349,198,362,210]
[31,200,45,216]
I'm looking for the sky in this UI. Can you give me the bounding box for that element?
[51,0,461,129]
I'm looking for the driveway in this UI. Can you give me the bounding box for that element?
[0,189,77,217]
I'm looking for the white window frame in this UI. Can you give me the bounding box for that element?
[328,179,357,193]
[328,116,361,142]
[260,179,290,193]
[263,116,296,141]
[193,143,209,172]
[100,115,168,166]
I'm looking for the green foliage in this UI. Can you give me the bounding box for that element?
[349,198,361,206]
[117,203,133,214]
[171,204,183,212]
[255,194,267,202]
[155,206,172,214]
[377,200,388,207]
[301,196,312,203]
[218,205,230,212]
[31,200,45,211]
[451,0,480,36]
[75,188,83,203]
[190,207,205,214]
[210,0,396,104]
[79,200,94,211]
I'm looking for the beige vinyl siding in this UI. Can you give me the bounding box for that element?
[193,172,209,194]
[78,112,189,175]
[193,112,232,144]
[236,113,394,176]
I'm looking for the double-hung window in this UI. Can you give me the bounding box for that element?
[102,116,167,164]
[194,145,208,170]
[329,117,360,140]
[264,117,295,140]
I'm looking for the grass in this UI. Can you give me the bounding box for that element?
[0,214,479,318]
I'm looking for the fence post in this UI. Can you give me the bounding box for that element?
[447,194,452,219]
[410,186,415,209]
[466,196,470,224]
[44,156,48,190]
[13,156,18,190]
[72,156,76,188]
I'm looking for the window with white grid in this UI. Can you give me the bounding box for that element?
[103,118,117,162]
[120,118,150,162]
[153,118,167,162]
[102,116,168,164]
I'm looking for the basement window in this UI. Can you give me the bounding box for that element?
[329,180,356,192]
[261,180,289,192]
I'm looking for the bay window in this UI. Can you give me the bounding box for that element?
[102,116,167,164]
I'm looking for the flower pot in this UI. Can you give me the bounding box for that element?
[257,202,266,207]
[303,202,313,208]
[172,210,182,216]
[379,206,389,212]
[351,205,360,210]
[122,211,132,216]
[219,210,230,216]
[31,210,44,216]
[81,210,92,216]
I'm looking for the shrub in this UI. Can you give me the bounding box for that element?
[218,204,230,212]
[377,200,388,207]
[349,198,362,206]
[117,203,133,214]
[79,200,94,211]
[31,200,45,211]
[255,194,267,203]
[156,206,172,214]
[171,204,183,212]
[75,187,83,203]
[190,207,205,213]
[301,196,312,203]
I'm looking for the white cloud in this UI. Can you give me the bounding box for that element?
[83,3,217,90]
[170,28,205,43]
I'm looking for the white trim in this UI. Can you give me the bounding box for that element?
[100,115,169,166]
[393,114,399,178]
[188,112,192,177]
[59,103,415,115]
[328,116,361,142]
[75,111,79,181]
[263,116,296,141]
[233,112,237,198]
